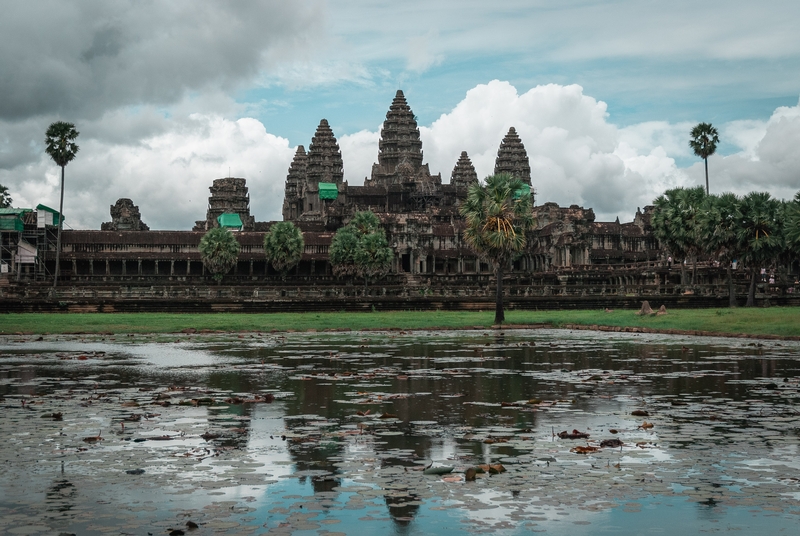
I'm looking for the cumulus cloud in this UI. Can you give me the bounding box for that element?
[337,81,800,221]
[4,81,800,231]
[5,113,294,230]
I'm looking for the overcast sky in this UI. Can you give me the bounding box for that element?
[2,0,800,229]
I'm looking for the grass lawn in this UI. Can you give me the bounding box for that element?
[1,308,799,338]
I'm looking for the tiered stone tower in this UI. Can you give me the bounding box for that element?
[450,151,478,189]
[494,127,532,185]
[101,198,149,231]
[282,146,307,221]
[306,120,344,186]
[367,90,440,188]
[193,177,255,231]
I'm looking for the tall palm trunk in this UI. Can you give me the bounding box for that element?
[704,157,709,195]
[53,165,65,291]
[746,269,757,307]
[727,263,736,307]
[494,264,505,325]
[680,262,686,287]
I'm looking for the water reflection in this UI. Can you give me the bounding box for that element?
[1,330,799,534]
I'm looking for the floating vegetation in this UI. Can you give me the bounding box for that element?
[1,329,799,534]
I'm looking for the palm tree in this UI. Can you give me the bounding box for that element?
[460,173,534,324]
[199,227,241,284]
[652,186,706,286]
[0,184,12,208]
[263,221,304,278]
[737,192,782,306]
[785,192,800,254]
[44,121,80,290]
[689,122,719,195]
[697,192,742,306]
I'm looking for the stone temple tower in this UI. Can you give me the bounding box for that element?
[282,146,307,221]
[367,90,440,187]
[494,127,532,186]
[450,151,478,189]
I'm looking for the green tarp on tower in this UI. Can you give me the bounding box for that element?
[318,182,338,200]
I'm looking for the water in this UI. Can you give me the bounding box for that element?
[1,329,799,535]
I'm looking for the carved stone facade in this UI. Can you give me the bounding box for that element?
[193,177,255,231]
[101,198,149,231]
[3,89,673,288]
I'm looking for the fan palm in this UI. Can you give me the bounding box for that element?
[199,227,241,284]
[698,193,742,306]
[44,121,79,290]
[785,192,800,254]
[737,192,782,306]
[652,186,706,286]
[460,173,534,324]
[0,184,12,208]
[689,123,719,195]
[263,221,304,278]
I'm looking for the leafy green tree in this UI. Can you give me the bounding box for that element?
[45,121,79,290]
[354,231,393,283]
[263,221,304,277]
[737,192,783,306]
[329,211,393,284]
[199,227,241,283]
[460,173,534,324]
[652,186,706,285]
[689,122,719,195]
[785,192,800,254]
[329,226,360,277]
[698,192,742,306]
[0,184,12,208]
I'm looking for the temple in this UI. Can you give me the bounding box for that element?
[1,89,676,297]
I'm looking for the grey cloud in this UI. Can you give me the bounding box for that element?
[0,0,322,121]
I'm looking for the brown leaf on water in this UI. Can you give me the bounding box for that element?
[600,438,623,448]
[488,463,506,474]
[464,467,477,481]
[570,445,599,454]
[379,413,398,419]
[558,429,590,439]
[640,421,654,429]
[609,429,619,434]
[631,410,649,417]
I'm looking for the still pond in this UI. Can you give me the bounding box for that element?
[1,329,799,535]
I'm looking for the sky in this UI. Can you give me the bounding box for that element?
[1,0,800,229]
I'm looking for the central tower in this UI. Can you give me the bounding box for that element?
[366,90,440,187]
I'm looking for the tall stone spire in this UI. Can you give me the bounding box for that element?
[368,90,440,187]
[282,145,307,221]
[494,127,531,185]
[306,119,344,185]
[450,151,478,188]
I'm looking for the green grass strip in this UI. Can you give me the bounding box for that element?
[2,308,799,338]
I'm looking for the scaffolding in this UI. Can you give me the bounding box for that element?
[0,207,59,281]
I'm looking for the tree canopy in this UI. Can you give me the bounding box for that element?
[263,221,304,276]
[45,122,80,168]
[460,173,535,324]
[651,186,706,285]
[0,184,11,208]
[689,122,719,195]
[199,227,241,283]
[329,211,392,283]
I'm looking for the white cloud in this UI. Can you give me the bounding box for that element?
[5,113,294,230]
[4,82,799,231]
